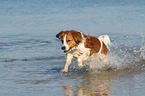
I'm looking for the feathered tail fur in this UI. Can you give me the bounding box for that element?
[98,35,112,48]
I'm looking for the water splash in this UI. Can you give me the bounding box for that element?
[82,34,145,72]
[140,33,145,59]
[109,34,145,71]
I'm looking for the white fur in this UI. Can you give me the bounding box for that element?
[62,37,91,72]
[63,34,69,50]
[62,34,111,73]
[68,40,90,68]
[98,38,103,54]
[98,35,111,48]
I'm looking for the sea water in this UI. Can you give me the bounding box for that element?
[0,0,145,96]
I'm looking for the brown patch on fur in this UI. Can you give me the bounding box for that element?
[56,31,65,39]
[56,30,83,50]
[85,36,101,56]
[56,30,109,55]
[66,30,83,48]
[101,42,109,55]
[71,31,82,44]
[66,32,79,48]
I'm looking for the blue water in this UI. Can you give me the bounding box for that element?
[0,0,145,96]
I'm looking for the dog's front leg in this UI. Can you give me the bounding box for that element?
[62,54,73,73]
[77,53,89,68]
[77,58,83,68]
[77,56,85,68]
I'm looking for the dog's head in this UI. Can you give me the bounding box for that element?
[56,30,85,53]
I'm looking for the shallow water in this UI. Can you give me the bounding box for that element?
[0,0,145,96]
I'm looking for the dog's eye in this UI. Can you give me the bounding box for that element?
[67,40,71,42]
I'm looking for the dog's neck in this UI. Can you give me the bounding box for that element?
[67,39,90,58]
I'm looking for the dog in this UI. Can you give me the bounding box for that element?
[56,30,111,73]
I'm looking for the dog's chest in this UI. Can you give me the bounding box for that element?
[70,42,90,58]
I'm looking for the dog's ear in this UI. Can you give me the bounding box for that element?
[82,33,90,39]
[85,35,90,39]
[71,32,82,44]
[56,31,65,39]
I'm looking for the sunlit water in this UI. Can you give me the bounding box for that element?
[0,0,145,96]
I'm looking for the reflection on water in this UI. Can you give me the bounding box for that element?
[62,69,145,96]
[62,72,110,96]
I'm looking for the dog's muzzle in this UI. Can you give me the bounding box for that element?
[61,46,66,50]
[61,46,72,53]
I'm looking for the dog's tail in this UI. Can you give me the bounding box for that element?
[98,35,112,47]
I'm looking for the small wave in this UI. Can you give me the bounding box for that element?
[46,67,63,73]
[1,56,65,62]
[22,56,64,61]
[0,39,52,48]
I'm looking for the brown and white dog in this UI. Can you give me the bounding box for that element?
[56,30,111,73]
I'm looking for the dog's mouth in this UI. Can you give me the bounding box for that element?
[64,47,72,53]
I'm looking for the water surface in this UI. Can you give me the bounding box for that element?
[0,0,145,96]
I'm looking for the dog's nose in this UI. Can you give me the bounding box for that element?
[61,46,66,50]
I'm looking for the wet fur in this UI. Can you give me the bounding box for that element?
[56,30,110,73]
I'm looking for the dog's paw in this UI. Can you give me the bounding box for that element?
[78,62,83,68]
[78,65,83,68]
[62,69,68,73]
